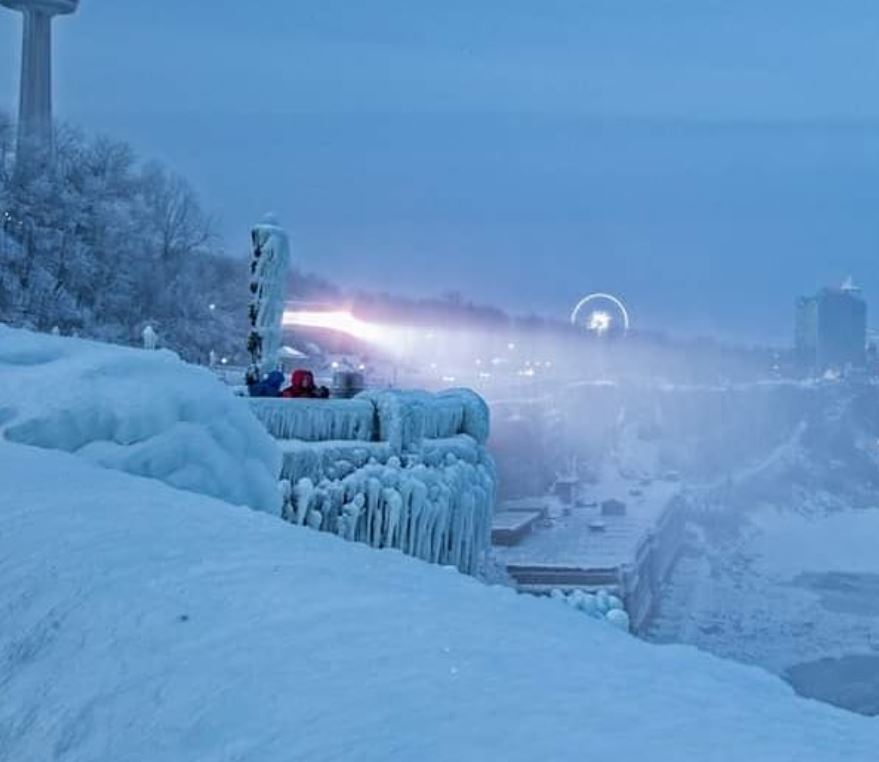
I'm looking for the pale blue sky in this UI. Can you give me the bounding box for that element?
[2,1,879,341]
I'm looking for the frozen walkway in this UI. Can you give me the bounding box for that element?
[493,477,686,630]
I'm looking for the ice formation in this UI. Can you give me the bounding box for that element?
[246,215,291,382]
[284,445,495,574]
[551,588,631,631]
[356,387,490,451]
[251,388,496,574]
[250,397,375,441]
[0,325,282,513]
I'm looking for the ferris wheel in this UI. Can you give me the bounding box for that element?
[570,293,630,337]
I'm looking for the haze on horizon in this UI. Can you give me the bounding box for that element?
[2,0,878,343]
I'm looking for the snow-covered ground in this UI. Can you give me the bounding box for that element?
[4,441,879,760]
[0,325,282,514]
[3,326,879,759]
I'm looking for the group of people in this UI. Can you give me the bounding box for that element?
[248,369,330,399]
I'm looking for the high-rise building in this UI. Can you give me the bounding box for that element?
[1,1,80,153]
[795,280,867,371]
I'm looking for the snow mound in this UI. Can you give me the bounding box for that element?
[1,442,877,761]
[0,325,281,513]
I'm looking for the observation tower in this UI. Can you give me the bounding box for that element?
[1,1,80,151]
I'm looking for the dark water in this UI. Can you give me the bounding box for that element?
[785,654,879,716]
[783,572,879,716]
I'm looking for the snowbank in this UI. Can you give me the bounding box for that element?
[0,325,281,514]
[1,441,877,761]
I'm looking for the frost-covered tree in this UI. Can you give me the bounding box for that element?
[0,114,248,362]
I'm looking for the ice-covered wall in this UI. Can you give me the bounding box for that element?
[250,388,496,574]
[0,325,283,514]
[285,446,494,575]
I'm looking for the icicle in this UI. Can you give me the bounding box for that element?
[292,478,314,526]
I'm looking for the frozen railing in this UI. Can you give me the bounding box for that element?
[249,398,375,441]
[249,388,495,574]
[284,448,495,575]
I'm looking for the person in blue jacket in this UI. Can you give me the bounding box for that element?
[247,369,285,397]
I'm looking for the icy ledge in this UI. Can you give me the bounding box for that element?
[0,325,282,514]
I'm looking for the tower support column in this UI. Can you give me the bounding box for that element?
[18,9,53,150]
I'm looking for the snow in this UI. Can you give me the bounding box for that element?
[0,325,282,514]
[752,509,879,578]
[645,382,879,712]
[2,328,879,758]
[2,442,878,760]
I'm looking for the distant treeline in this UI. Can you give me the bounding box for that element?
[0,113,779,381]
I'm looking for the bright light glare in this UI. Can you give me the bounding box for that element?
[282,310,387,344]
[588,310,612,335]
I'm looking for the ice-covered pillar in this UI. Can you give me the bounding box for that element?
[246,214,291,385]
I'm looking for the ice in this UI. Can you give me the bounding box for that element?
[250,397,375,441]
[553,588,631,631]
[0,325,282,514]
[255,389,496,573]
[247,217,291,378]
[283,441,495,574]
[355,388,490,452]
[1,440,877,760]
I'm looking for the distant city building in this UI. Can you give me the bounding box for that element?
[795,279,867,371]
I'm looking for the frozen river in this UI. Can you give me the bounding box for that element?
[648,505,879,716]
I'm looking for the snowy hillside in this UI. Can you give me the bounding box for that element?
[0,325,281,514]
[1,328,878,760]
[4,443,879,761]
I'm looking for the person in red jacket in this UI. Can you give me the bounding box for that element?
[281,369,330,399]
